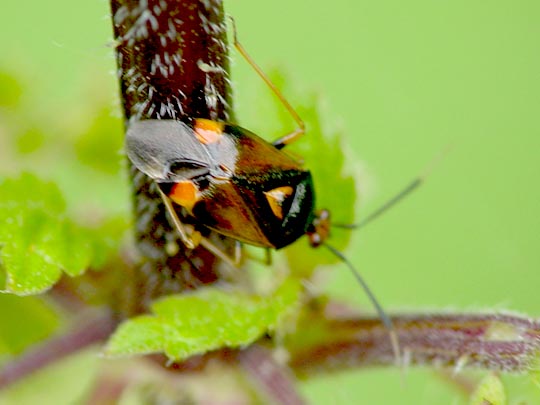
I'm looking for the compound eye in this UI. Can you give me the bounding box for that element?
[264,186,294,220]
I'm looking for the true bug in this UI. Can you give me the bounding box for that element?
[126,118,317,250]
[125,19,410,361]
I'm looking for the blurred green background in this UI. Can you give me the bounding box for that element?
[1,0,539,403]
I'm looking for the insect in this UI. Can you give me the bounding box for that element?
[125,19,413,362]
[126,118,319,251]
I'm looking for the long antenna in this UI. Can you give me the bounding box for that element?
[336,179,422,230]
[335,144,453,231]
[324,243,401,365]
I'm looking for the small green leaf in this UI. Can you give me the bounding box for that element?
[86,216,130,269]
[0,174,100,295]
[470,374,506,405]
[105,281,302,361]
[0,294,59,355]
[15,126,46,155]
[528,352,540,392]
[75,106,124,174]
[0,70,23,107]
[267,72,356,277]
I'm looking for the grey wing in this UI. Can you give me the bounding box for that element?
[125,120,212,182]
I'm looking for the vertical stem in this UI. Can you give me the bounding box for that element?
[110,0,235,312]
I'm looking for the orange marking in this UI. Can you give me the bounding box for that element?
[194,118,224,144]
[169,180,199,212]
[264,186,294,220]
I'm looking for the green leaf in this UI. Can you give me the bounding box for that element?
[0,70,23,107]
[266,71,356,277]
[470,374,506,405]
[85,216,130,269]
[15,126,46,155]
[0,174,97,295]
[105,281,302,361]
[75,105,124,174]
[527,353,540,398]
[0,294,59,355]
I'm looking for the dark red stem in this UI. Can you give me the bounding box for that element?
[0,311,117,389]
[289,310,540,375]
[238,345,306,405]
[110,0,236,311]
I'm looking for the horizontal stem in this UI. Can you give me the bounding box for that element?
[289,310,540,375]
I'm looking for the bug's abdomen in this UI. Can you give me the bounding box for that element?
[192,169,315,249]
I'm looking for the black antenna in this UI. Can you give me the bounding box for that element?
[324,243,401,365]
[335,144,453,231]
[336,178,422,231]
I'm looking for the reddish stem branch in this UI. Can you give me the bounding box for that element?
[0,311,117,389]
[83,370,132,405]
[238,345,306,405]
[289,310,540,375]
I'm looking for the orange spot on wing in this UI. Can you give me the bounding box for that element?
[264,186,294,220]
[169,181,199,212]
[194,118,224,144]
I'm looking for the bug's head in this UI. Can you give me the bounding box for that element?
[258,171,317,250]
[306,209,331,248]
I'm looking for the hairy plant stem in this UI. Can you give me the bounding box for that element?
[288,309,540,375]
[111,0,235,313]
[108,1,308,402]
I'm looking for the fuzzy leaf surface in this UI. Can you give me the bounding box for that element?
[470,374,506,405]
[0,174,114,295]
[105,281,302,361]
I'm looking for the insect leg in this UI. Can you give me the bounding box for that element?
[199,238,242,271]
[234,241,243,265]
[264,248,272,266]
[157,186,200,249]
[157,185,242,271]
[229,17,305,150]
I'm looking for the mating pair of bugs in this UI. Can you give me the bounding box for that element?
[126,21,411,360]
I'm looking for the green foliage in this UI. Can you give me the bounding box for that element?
[470,374,506,405]
[0,64,130,298]
[0,173,121,295]
[0,295,59,355]
[106,280,302,361]
[525,354,540,402]
[0,69,129,218]
[75,105,124,174]
[14,126,47,155]
[0,70,22,107]
[262,72,357,277]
